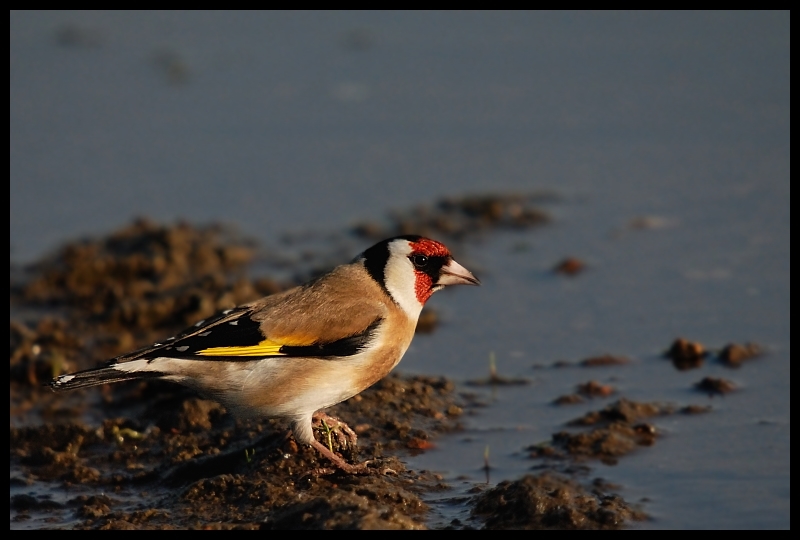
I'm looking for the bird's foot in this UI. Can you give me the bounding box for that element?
[312,411,359,451]
[305,439,396,477]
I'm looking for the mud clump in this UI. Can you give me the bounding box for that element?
[694,377,737,396]
[580,355,630,367]
[549,422,657,464]
[665,338,707,370]
[665,338,766,372]
[553,381,614,406]
[352,193,550,242]
[14,220,286,358]
[528,399,708,464]
[568,399,666,426]
[553,394,584,405]
[20,218,258,314]
[719,342,762,368]
[553,257,586,276]
[472,474,646,529]
[576,380,615,398]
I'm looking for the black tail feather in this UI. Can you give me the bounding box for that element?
[48,366,164,391]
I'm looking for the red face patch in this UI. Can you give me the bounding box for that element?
[409,238,451,304]
[409,238,451,259]
[414,272,434,304]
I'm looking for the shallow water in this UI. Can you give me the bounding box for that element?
[10,11,789,528]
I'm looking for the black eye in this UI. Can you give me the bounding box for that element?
[410,254,429,269]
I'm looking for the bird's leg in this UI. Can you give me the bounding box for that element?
[296,413,394,476]
[308,412,379,475]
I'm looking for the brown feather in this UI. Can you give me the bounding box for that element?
[249,263,389,345]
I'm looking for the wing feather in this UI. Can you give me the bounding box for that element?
[113,262,388,362]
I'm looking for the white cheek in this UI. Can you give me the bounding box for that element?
[384,242,423,319]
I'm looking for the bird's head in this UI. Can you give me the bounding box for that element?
[361,235,480,318]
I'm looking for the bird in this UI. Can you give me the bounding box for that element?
[48,235,479,473]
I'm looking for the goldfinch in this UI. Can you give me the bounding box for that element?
[49,235,479,473]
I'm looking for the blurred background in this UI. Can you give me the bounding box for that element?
[10,11,789,529]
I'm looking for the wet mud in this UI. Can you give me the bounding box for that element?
[471,474,647,529]
[665,338,707,370]
[528,399,708,465]
[553,380,615,405]
[10,195,762,528]
[552,257,586,276]
[351,193,552,243]
[11,373,459,529]
[718,342,763,368]
[694,377,737,396]
[664,338,763,371]
[10,196,553,529]
[580,355,631,367]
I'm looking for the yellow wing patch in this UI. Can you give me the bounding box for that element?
[197,339,286,357]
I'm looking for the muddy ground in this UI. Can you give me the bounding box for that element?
[10,195,742,529]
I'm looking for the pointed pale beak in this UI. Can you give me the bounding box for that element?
[437,259,481,287]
